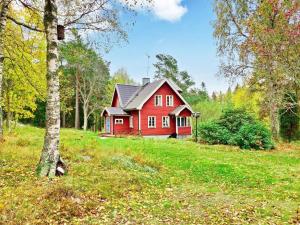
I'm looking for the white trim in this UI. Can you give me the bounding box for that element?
[166,95,174,107]
[111,116,114,135]
[175,116,178,135]
[129,116,133,128]
[148,116,156,128]
[154,95,162,106]
[162,116,170,128]
[115,118,123,124]
[172,105,193,117]
[138,110,141,131]
[136,79,193,111]
[110,86,122,107]
[176,117,191,128]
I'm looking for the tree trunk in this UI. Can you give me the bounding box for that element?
[75,73,80,129]
[6,90,10,132]
[268,80,280,141]
[62,111,66,128]
[37,0,64,177]
[0,0,9,141]
[83,107,88,131]
[270,102,280,140]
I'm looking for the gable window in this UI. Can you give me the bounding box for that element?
[115,119,123,125]
[166,95,174,107]
[162,116,170,128]
[154,95,162,106]
[176,117,191,127]
[129,116,133,128]
[148,116,156,128]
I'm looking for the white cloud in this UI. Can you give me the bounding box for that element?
[121,0,188,22]
[151,0,188,22]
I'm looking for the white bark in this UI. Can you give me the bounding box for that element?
[37,0,62,177]
[83,106,88,131]
[75,72,80,129]
[0,0,10,141]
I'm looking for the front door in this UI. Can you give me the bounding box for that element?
[105,117,110,133]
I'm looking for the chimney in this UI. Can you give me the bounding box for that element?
[142,78,150,86]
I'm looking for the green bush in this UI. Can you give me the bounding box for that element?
[199,122,232,145]
[198,108,274,150]
[218,108,254,133]
[235,123,274,150]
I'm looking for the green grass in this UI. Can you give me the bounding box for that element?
[1,125,300,224]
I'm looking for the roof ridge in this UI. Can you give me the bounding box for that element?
[116,83,141,87]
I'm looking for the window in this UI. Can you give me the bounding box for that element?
[166,95,174,106]
[115,119,123,124]
[162,116,170,128]
[129,116,133,128]
[154,95,162,106]
[148,116,156,128]
[176,117,191,127]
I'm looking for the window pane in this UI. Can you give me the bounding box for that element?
[177,117,181,127]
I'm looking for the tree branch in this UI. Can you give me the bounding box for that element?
[224,0,248,38]
[7,16,44,32]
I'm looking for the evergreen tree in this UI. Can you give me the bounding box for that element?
[280,93,299,142]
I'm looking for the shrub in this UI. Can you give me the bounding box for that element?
[198,108,274,150]
[218,108,254,133]
[235,123,274,150]
[199,122,233,145]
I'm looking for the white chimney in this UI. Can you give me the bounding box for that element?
[142,78,150,86]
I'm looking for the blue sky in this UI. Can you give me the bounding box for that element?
[105,0,230,94]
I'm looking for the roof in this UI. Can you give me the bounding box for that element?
[125,79,164,110]
[125,79,191,110]
[109,78,192,111]
[101,107,129,116]
[169,105,193,116]
[115,84,141,107]
[168,79,182,92]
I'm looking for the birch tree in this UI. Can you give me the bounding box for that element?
[37,0,151,177]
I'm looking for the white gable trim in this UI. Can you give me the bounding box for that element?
[110,85,123,107]
[136,79,193,111]
[171,105,193,116]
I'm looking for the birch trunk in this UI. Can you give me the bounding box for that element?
[0,0,9,141]
[75,72,80,129]
[37,0,63,177]
[83,106,88,131]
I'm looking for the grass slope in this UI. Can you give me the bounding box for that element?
[0,125,300,224]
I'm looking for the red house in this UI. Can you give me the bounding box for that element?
[101,78,194,138]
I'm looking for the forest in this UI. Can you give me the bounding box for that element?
[0,1,299,173]
[0,0,300,223]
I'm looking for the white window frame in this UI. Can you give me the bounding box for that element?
[129,116,133,128]
[176,117,191,127]
[148,116,156,128]
[166,95,174,107]
[154,95,162,106]
[162,116,170,128]
[115,119,123,125]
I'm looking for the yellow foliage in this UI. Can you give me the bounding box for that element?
[3,7,46,120]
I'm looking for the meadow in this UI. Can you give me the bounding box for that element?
[0,125,300,224]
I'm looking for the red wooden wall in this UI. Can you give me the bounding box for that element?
[140,82,190,136]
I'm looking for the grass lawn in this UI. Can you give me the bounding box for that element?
[1,125,300,224]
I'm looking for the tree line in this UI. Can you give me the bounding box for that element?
[0,0,151,177]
